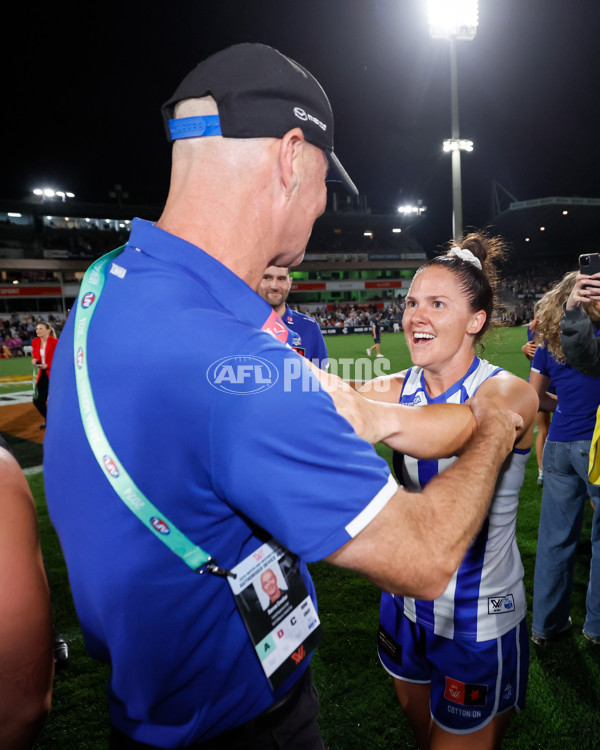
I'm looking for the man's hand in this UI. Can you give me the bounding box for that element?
[466,393,522,457]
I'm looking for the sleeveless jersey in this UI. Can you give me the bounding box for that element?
[393,357,528,642]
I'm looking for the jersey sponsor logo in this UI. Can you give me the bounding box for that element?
[403,391,427,406]
[76,347,84,369]
[488,594,515,614]
[444,677,487,706]
[81,291,96,309]
[102,455,119,478]
[150,517,170,535]
[292,346,306,357]
[206,355,279,395]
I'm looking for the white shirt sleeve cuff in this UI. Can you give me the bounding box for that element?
[344,474,397,538]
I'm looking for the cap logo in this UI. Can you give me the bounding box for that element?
[294,107,326,132]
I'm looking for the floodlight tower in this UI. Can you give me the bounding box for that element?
[427,0,478,240]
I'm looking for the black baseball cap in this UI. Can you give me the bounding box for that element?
[161,43,358,196]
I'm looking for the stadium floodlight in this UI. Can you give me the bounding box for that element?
[33,187,75,202]
[55,190,75,201]
[427,0,479,240]
[442,138,474,152]
[397,204,427,216]
[427,0,479,40]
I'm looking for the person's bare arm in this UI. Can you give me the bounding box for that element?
[475,370,539,448]
[310,364,477,459]
[0,448,54,749]
[325,394,517,598]
[528,370,558,413]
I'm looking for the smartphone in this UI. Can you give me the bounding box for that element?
[579,253,600,276]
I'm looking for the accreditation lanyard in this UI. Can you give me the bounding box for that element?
[73,246,233,577]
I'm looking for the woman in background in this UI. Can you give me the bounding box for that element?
[361,232,537,749]
[529,271,600,646]
[31,321,58,429]
[522,317,552,486]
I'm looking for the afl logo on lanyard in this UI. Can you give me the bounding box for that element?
[81,291,96,309]
[102,455,120,478]
[151,517,170,535]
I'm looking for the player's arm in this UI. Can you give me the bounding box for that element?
[474,370,539,448]
[312,365,477,459]
[325,393,517,598]
[0,448,54,749]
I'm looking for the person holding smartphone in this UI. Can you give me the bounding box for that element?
[559,254,600,377]
[530,270,600,646]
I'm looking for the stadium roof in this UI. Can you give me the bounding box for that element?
[486,183,600,265]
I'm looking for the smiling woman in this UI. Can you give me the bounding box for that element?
[359,231,539,750]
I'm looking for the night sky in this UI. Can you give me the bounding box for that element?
[4,0,600,247]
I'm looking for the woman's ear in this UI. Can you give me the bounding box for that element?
[467,310,486,335]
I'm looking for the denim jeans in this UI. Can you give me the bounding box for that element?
[532,440,600,638]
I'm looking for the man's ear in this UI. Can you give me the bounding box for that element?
[278,128,306,197]
[467,310,486,335]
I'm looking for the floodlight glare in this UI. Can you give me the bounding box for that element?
[443,138,474,153]
[427,0,479,40]
[397,204,427,215]
[33,187,75,201]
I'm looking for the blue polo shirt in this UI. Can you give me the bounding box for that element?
[44,219,395,747]
[282,304,328,366]
[531,343,600,441]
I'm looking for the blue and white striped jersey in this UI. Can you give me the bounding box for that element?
[393,357,529,642]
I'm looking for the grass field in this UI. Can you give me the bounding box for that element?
[13,327,600,749]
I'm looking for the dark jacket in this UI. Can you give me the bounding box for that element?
[559,303,600,377]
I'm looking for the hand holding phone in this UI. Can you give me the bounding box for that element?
[579,253,600,277]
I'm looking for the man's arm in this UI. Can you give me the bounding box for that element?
[0,448,54,749]
[560,273,600,376]
[325,394,517,598]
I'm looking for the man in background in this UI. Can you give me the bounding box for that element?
[258,265,328,366]
[366,313,384,357]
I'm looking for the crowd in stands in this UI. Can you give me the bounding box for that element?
[0,259,581,357]
[0,314,64,358]
[303,301,405,329]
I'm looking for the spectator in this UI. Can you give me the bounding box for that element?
[529,271,600,646]
[31,322,58,430]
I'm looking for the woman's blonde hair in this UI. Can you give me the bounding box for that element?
[534,270,600,363]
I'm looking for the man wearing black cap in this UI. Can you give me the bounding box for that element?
[44,43,517,748]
